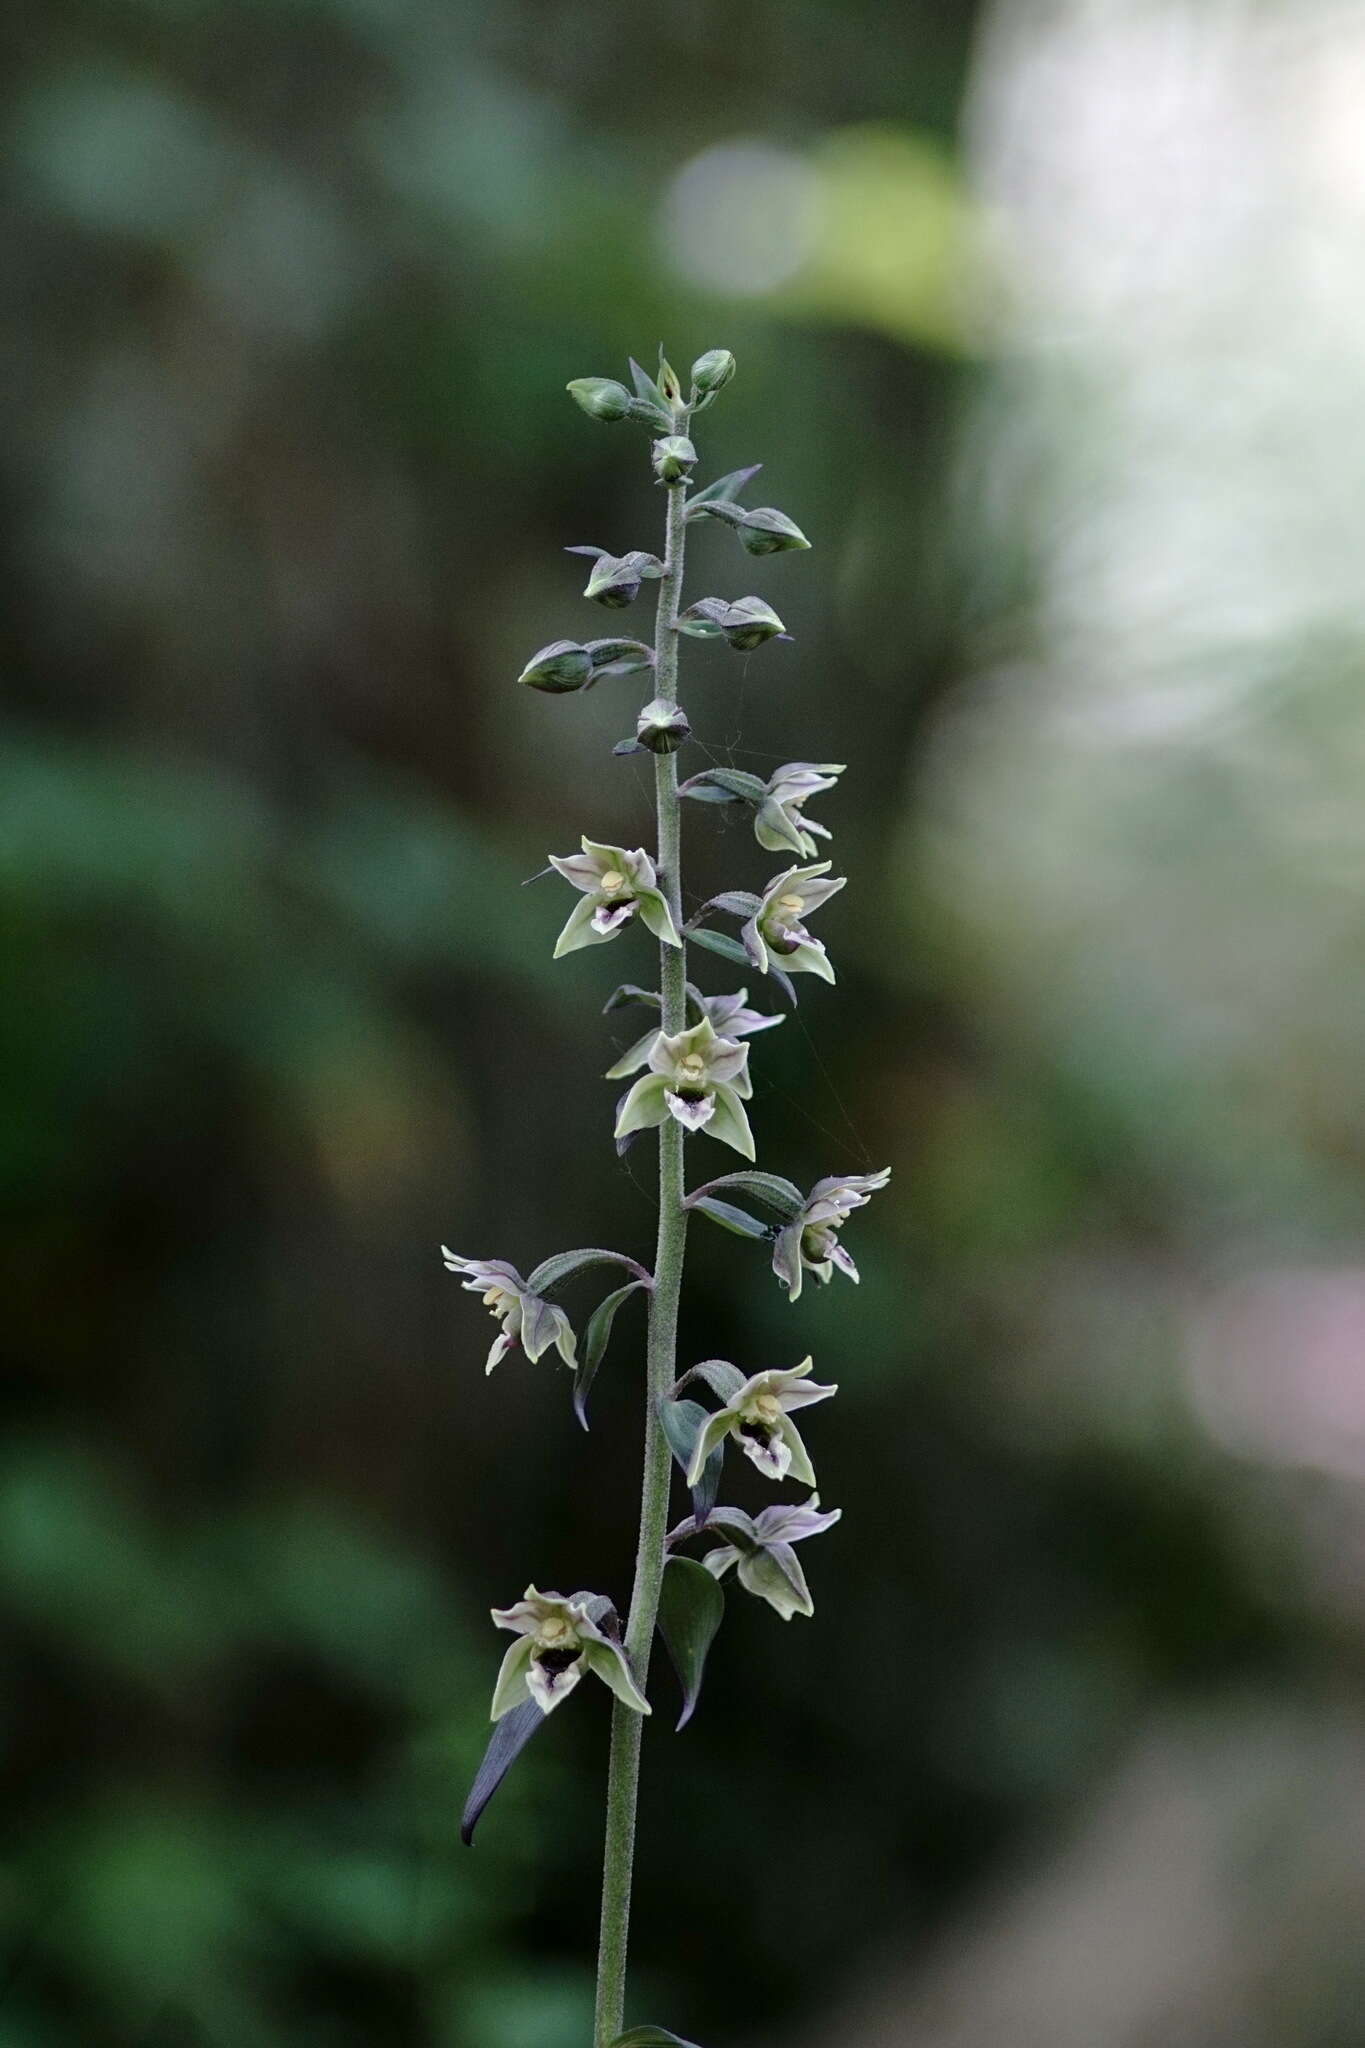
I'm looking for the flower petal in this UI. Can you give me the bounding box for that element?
[489,1634,535,1720]
[775,1413,817,1488]
[553,894,604,958]
[636,889,683,949]
[614,1072,671,1139]
[582,1638,652,1716]
[771,1224,804,1300]
[548,851,604,893]
[736,1542,813,1620]
[527,1650,586,1715]
[703,1085,755,1160]
[685,1406,736,1489]
[604,1027,662,1080]
[665,1089,716,1132]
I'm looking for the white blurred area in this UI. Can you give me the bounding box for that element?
[919,0,1365,1463]
[820,4,1365,2041]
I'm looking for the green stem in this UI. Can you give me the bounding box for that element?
[593,462,690,2048]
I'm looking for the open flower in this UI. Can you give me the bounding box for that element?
[489,1587,651,1719]
[613,1017,754,1157]
[440,1253,577,1375]
[772,1169,891,1303]
[605,987,781,1083]
[754,763,845,858]
[685,1358,836,1487]
[549,839,682,957]
[742,862,845,981]
[682,1497,842,1621]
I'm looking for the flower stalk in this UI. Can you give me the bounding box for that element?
[593,443,690,2048]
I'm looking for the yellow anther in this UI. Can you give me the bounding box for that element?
[679,1054,706,1077]
[752,1393,782,1422]
[600,870,626,893]
[777,893,804,914]
[482,1287,507,1307]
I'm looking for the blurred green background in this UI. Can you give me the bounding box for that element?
[6,0,1365,2043]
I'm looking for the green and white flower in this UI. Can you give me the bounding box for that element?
[489,1587,651,1720]
[613,1017,754,1158]
[549,839,682,957]
[605,987,781,1085]
[685,1357,836,1487]
[439,1252,577,1375]
[677,1497,842,1621]
[754,762,845,857]
[772,1168,891,1303]
[742,862,846,982]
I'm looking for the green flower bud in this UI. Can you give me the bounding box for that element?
[736,506,810,555]
[719,596,786,650]
[519,639,594,693]
[567,376,632,422]
[691,348,736,398]
[635,696,691,755]
[652,435,697,484]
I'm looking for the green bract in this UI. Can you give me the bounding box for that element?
[683,1357,837,1488]
[613,1016,754,1159]
[490,1588,650,1720]
[439,1252,577,1375]
[772,1168,892,1302]
[742,861,846,981]
[549,838,683,957]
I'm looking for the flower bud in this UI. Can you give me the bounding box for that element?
[691,348,736,398]
[584,552,647,607]
[652,435,697,484]
[519,639,593,693]
[635,696,691,755]
[736,506,810,555]
[719,596,785,649]
[566,377,632,422]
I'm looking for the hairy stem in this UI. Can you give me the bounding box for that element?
[593,462,690,2047]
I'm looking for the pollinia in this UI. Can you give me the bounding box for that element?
[443,346,889,2048]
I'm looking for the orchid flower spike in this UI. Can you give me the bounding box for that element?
[613,1016,754,1158]
[685,1357,836,1488]
[440,1252,577,1375]
[772,1169,892,1303]
[549,838,682,957]
[742,862,846,982]
[489,1587,650,1719]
